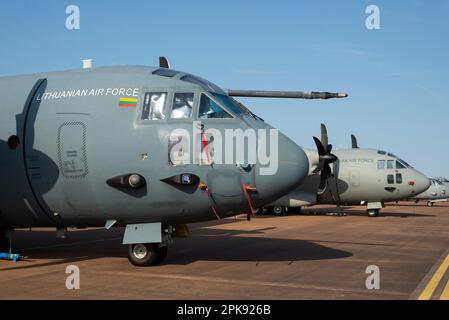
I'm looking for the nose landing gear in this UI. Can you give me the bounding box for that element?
[127,243,168,267]
[367,209,380,217]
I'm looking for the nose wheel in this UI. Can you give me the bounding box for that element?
[367,209,380,217]
[427,201,434,207]
[127,243,168,267]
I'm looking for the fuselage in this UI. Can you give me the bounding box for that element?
[0,66,309,229]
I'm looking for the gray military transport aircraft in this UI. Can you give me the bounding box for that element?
[410,177,449,207]
[0,57,347,266]
[265,125,430,217]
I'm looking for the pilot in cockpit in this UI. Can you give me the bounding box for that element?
[171,93,194,119]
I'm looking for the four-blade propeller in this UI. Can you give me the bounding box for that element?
[313,124,338,195]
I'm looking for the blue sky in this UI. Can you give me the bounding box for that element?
[1,0,448,176]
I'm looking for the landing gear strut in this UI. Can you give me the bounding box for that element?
[367,209,380,217]
[127,243,168,267]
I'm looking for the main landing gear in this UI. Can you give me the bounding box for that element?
[258,206,302,216]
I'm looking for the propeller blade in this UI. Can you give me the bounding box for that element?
[320,123,328,150]
[318,164,332,194]
[313,136,326,156]
[322,152,338,164]
[326,143,333,153]
[351,134,359,149]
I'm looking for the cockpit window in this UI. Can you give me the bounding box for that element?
[199,94,232,119]
[181,75,225,94]
[399,159,412,168]
[152,69,180,78]
[141,92,167,120]
[396,161,406,169]
[378,150,387,155]
[211,93,249,115]
[387,153,397,158]
[378,160,385,170]
[387,160,394,169]
[171,93,194,119]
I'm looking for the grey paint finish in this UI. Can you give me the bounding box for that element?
[271,148,430,207]
[0,65,309,229]
[123,223,162,245]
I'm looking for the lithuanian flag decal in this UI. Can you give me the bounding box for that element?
[119,97,138,108]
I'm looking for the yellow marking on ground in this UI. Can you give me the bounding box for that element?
[440,280,449,300]
[418,254,449,300]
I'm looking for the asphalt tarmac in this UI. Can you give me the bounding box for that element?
[1,202,448,300]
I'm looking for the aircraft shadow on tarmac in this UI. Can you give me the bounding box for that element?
[299,207,435,218]
[2,227,353,269]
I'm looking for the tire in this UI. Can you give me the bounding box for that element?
[272,206,284,215]
[427,202,434,207]
[127,243,168,267]
[367,209,379,217]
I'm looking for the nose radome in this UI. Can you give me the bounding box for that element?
[414,172,431,195]
[254,132,309,207]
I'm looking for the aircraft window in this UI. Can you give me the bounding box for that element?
[171,93,194,119]
[199,94,232,119]
[387,174,394,184]
[396,173,403,184]
[211,93,248,115]
[387,160,394,169]
[388,153,397,158]
[399,159,412,168]
[377,160,385,170]
[396,161,406,169]
[141,92,167,120]
[181,75,225,94]
[378,151,386,155]
[152,69,179,78]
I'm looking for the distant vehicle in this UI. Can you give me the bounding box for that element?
[411,178,449,207]
[263,125,430,217]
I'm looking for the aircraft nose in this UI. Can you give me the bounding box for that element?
[254,132,309,206]
[412,172,431,195]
